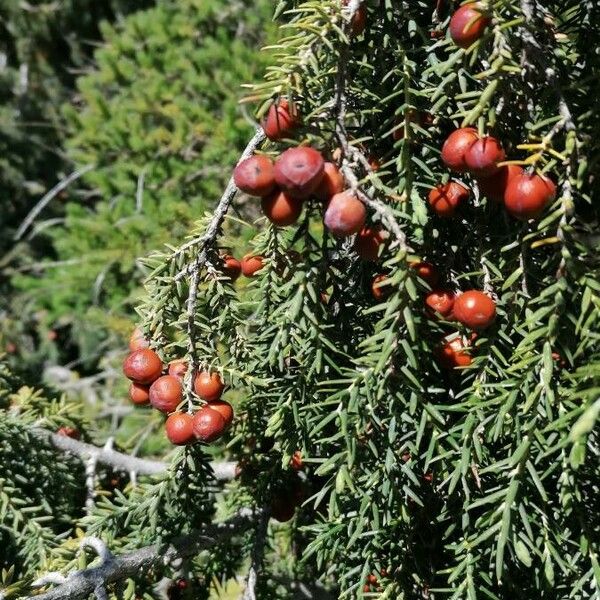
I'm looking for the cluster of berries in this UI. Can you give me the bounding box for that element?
[124,329,233,446]
[430,127,557,220]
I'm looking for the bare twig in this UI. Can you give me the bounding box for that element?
[332,2,409,252]
[35,429,237,481]
[14,164,94,240]
[26,509,263,600]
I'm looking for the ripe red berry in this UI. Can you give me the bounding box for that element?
[194,370,225,402]
[222,255,242,281]
[449,4,490,48]
[128,327,149,351]
[274,147,325,199]
[241,254,264,277]
[165,412,195,446]
[192,406,227,443]
[233,155,276,197]
[342,0,367,35]
[371,274,391,301]
[441,128,479,172]
[464,136,506,177]
[261,190,303,226]
[503,172,557,220]
[123,349,163,385]
[315,162,345,201]
[435,336,473,368]
[425,289,456,318]
[409,261,440,287]
[453,290,496,330]
[205,399,234,428]
[354,227,386,261]
[323,190,366,237]
[428,181,470,217]
[367,574,378,585]
[57,426,80,440]
[477,165,524,202]
[129,382,151,405]
[290,451,304,471]
[168,360,188,380]
[262,99,300,141]
[149,375,183,413]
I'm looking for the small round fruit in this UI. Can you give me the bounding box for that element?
[464,136,506,177]
[315,162,345,201]
[449,4,490,48]
[233,155,276,197]
[165,412,195,446]
[371,274,391,301]
[57,426,80,440]
[128,327,149,351]
[168,360,188,380]
[425,289,455,318]
[441,128,479,172]
[129,382,151,405]
[192,406,227,443]
[149,375,183,413]
[123,349,163,385]
[323,190,366,237]
[290,451,304,471]
[477,165,524,202]
[261,190,303,226]
[428,181,470,217]
[409,261,440,287]
[262,99,300,141]
[342,0,367,35]
[206,399,234,428]
[241,255,264,277]
[503,172,557,220]
[435,336,473,369]
[274,147,325,199]
[194,371,225,402]
[354,227,386,261]
[222,254,242,281]
[453,290,496,330]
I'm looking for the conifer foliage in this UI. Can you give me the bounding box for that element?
[3,1,599,599]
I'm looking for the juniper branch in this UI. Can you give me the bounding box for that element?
[26,509,262,600]
[35,429,237,481]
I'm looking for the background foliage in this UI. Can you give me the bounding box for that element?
[9,0,275,369]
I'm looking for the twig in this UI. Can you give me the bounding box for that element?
[181,128,265,401]
[241,507,270,600]
[26,509,263,600]
[332,1,409,252]
[173,128,266,273]
[34,429,237,481]
[14,164,94,240]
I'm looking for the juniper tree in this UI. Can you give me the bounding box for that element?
[3,1,599,599]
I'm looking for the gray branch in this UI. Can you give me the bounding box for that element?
[35,429,237,481]
[14,164,95,240]
[26,509,262,600]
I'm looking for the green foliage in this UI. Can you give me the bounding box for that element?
[3,1,599,599]
[0,368,86,579]
[130,1,599,598]
[0,0,152,253]
[13,0,276,366]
